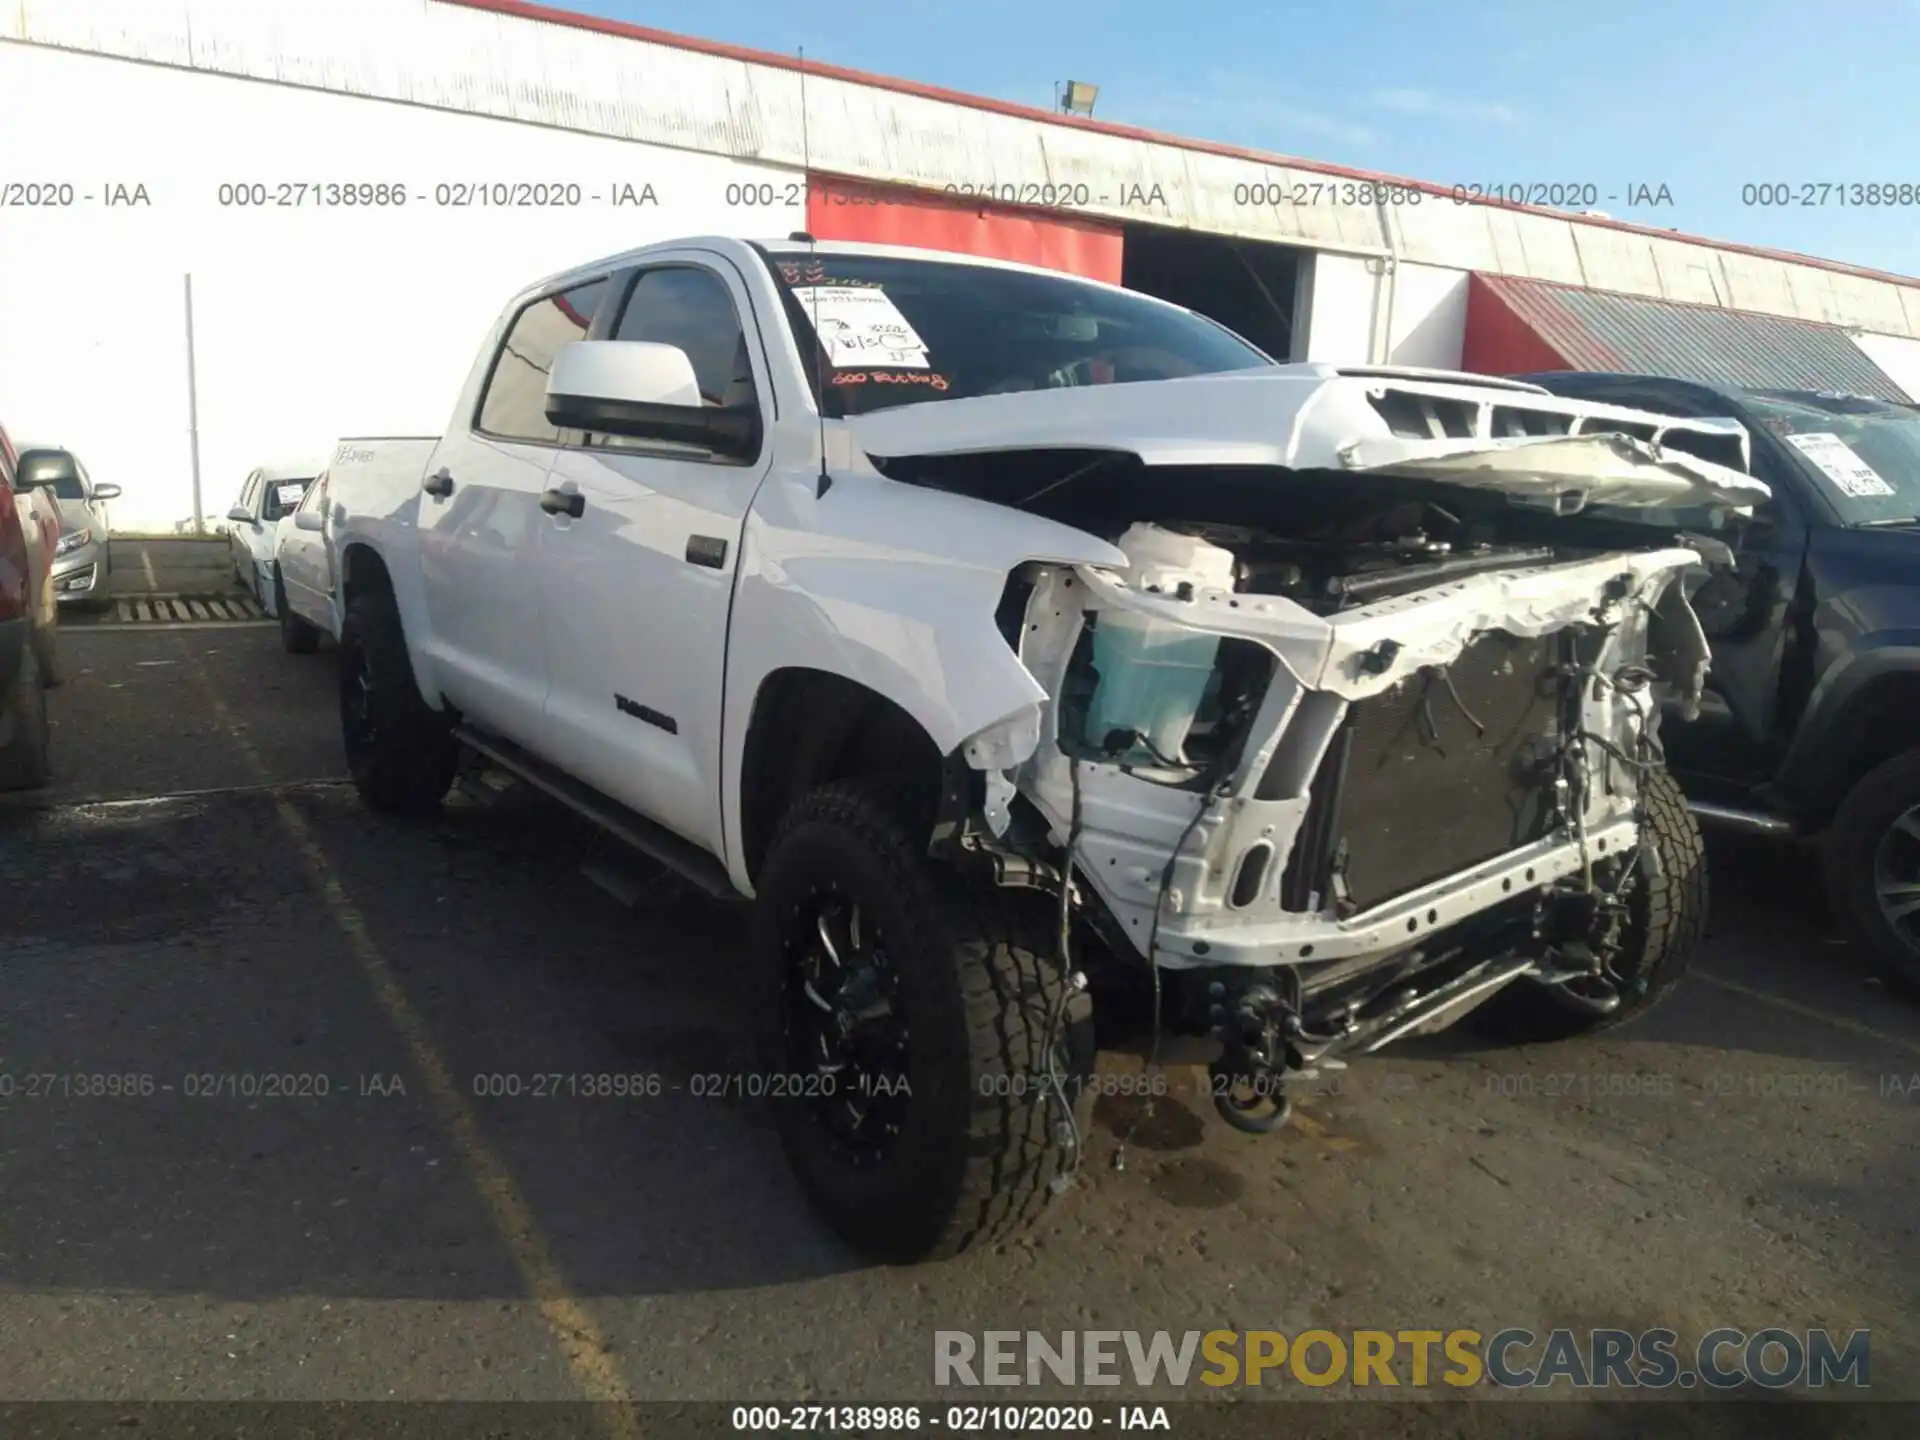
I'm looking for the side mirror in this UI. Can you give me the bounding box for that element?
[226,505,255,525]
[14,449,79,491]
[294,510,325,533]
[545,341,760,460]
[90,483,123,501]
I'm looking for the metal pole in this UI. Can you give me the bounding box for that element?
[184,272,204,533]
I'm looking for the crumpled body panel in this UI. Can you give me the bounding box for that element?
[972,545,1708,972]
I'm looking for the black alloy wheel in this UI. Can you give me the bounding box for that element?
[781,884,914,1166]
[1870,803,1920,954]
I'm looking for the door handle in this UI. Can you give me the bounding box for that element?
[422,468,454,498]
[540,488,585,519]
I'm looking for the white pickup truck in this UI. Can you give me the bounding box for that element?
[324,235,1767,1263]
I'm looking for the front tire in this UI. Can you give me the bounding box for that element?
[1824,747,1920,998]
[1470,764,1706,1043]
[0,638,51,792]
[338,590,458,813]
[752,783,1094,1264]
[276,570,321,654]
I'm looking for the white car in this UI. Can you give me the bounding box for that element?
[270,468,337,653]
[226,461,320,607]
[320,236,1767,1263]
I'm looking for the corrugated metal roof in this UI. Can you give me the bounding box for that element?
[1477,274,1913,403]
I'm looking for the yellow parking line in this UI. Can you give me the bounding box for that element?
[190,662,637,1434]
[1697,972,1920,1062]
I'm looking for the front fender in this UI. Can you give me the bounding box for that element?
[720,469,1124,890]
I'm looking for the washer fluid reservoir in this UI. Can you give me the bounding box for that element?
[1083,524,1235,766]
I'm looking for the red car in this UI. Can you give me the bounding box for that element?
[1,419,62,789]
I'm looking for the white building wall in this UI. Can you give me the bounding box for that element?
[0,40,803,532]
[9,0,1920,525]
[1298,255,1382,366]
[10,0,1917,336]
[1850,333,1920,403]
[1384,264,1471,370]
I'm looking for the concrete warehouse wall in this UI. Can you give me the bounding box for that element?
[10,0,1920,533]
[1851,334,1920,403]
[14,0,1920,334]
[1295,256,1472,370]
[0,41,804,534]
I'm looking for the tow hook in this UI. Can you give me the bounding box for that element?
[1207,980,1296,1134]
[1211,1065,1294,1134]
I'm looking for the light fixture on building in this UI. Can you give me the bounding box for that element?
[1057,80,1099,116]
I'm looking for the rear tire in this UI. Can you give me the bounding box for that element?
[1469,764,1706,1043]
[276,570,321,654]
[753,783,1095,1264]
[1823,747,1920,999]
[338,589,458,813]
[0,639,51,792]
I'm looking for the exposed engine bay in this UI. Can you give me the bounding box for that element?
[920,459,1719,1134]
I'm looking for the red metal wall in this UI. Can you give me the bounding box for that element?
[806,176,1125,283]
[1460,272,1577,375]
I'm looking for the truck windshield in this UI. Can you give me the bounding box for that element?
[1741,389,1920,527]
[262,479,312,522]
[762,250,1273,417]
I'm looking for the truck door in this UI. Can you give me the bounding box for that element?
[416,275,613,744]
[280,473,329,620]
[536,255,777,856]
[1662,426,1814,790]
[230,470,260,582]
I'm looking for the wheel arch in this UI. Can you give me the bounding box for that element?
[1776,649,1920,825]
[337,538,447,708]
[735,667,955,890]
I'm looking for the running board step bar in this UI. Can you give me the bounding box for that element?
[451,726,738,900]
[1687,801,1795,836]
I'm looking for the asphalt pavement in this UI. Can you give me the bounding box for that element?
[1,626,1915,1427]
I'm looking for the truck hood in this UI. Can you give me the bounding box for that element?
[844,367,1770,514]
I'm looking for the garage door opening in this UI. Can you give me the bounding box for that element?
[1121,225,1305,361]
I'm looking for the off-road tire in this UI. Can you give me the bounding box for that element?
[275,569,321,654]
[1469,764,1706,1043]
[338,589,458,813]
[0,638,51,792]
[1823,747,1920,999]
[752,783,1096,1264]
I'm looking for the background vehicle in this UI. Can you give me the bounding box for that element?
[0,421,63,789]
[14,445,121,611]
[320,238,1760,1263]
[225,462,318,607]
[271,468,335,654]
[1526,373,1920,995]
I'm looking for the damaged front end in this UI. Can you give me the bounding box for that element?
[947,517,1713,1132]
[873,368,1766,1135]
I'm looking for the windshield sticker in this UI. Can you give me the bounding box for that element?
[832,371,951,392]
[275,482,309,506]
[1784,432,1897,498]
[776,261,881,287]
[792,284,930,369]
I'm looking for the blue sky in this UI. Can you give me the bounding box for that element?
[566,0,1920,278]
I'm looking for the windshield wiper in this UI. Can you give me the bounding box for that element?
[1855,515,1920,528]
